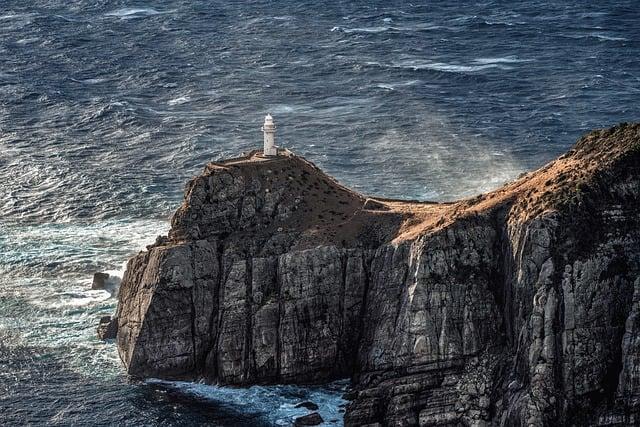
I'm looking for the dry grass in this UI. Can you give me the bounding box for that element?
[200,124,640,246]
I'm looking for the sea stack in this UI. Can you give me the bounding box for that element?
[114,123,640,425]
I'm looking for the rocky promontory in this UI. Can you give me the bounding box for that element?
[116,124,640,425]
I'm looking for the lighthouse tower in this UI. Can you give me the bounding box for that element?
[261,114,277,156]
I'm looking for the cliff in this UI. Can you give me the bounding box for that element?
[116,124,640,426]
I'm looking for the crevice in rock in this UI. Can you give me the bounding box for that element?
[489,205,511,324]
[243,257,253,384]
[213,243,232,381]
[236,195,245,224]
[392,251,410,335]
[203,239,224,378]
[270,199,281,221]
[353,251,372,377]
[599,274,637,411]
[187,244,199,374]
[500,219,516,348]
[337,249,348,370]
[275,256,282,380]
[189,288,198,372]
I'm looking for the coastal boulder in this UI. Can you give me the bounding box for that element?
[92,272,110,290]
[293,412,324,426]
[97,315,118,340]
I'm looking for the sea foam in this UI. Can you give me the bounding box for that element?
[146,378,349,426]
[105,8,169,19]
[392,59,513,73]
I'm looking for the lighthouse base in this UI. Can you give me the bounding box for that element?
[263,146,278,157]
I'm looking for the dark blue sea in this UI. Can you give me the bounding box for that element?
[1,1,638,425]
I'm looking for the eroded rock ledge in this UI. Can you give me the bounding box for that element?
[116,124,640,426]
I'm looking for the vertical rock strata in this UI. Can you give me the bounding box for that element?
[116,124,640,425]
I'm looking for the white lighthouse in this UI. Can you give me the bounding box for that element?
[261,113,277,156]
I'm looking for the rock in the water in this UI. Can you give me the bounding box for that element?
[97,315,118,340]
[92,272,110,290]
[113,124,640,425]
[92,272,123,296]
[295,401,319,411]
[293,412,324,426]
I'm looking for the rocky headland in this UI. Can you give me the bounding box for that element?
[114,123,640,426]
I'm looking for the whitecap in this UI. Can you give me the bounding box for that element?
[0,13,32,20]
[483,20,523,26]
[270,104,313,114]
[104,260,128,280]
[473,56,531,64]
[392,59,511,73]
[16,37,39,45]
[71,78,107,85]
[271,105,294,113]
[375,80,420,90]
[591,33,628,41]
[0,12,35,29]
[105,8,168,19]
[342,26,390,34]
[167,96,190,106]
[545,93,569,101]
[83,78,107,84]
[31,288,111,309]
[396,23,443,32]
[343,24,443,34]
[364,60,383,67]
[451,15,477,23]
[558,32,628,42]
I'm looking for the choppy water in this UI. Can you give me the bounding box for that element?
[1,1,638,425]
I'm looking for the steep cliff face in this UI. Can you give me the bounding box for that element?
[116,124,640,425]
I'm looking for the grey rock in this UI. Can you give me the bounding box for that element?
[92,271,122,295]
[114,124,640,425]
[92,272,109,290]
[97,315,118,340]
[295,401,320,411]
[294,412,324,426]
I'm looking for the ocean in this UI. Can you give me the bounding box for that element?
[1,1,638,425]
